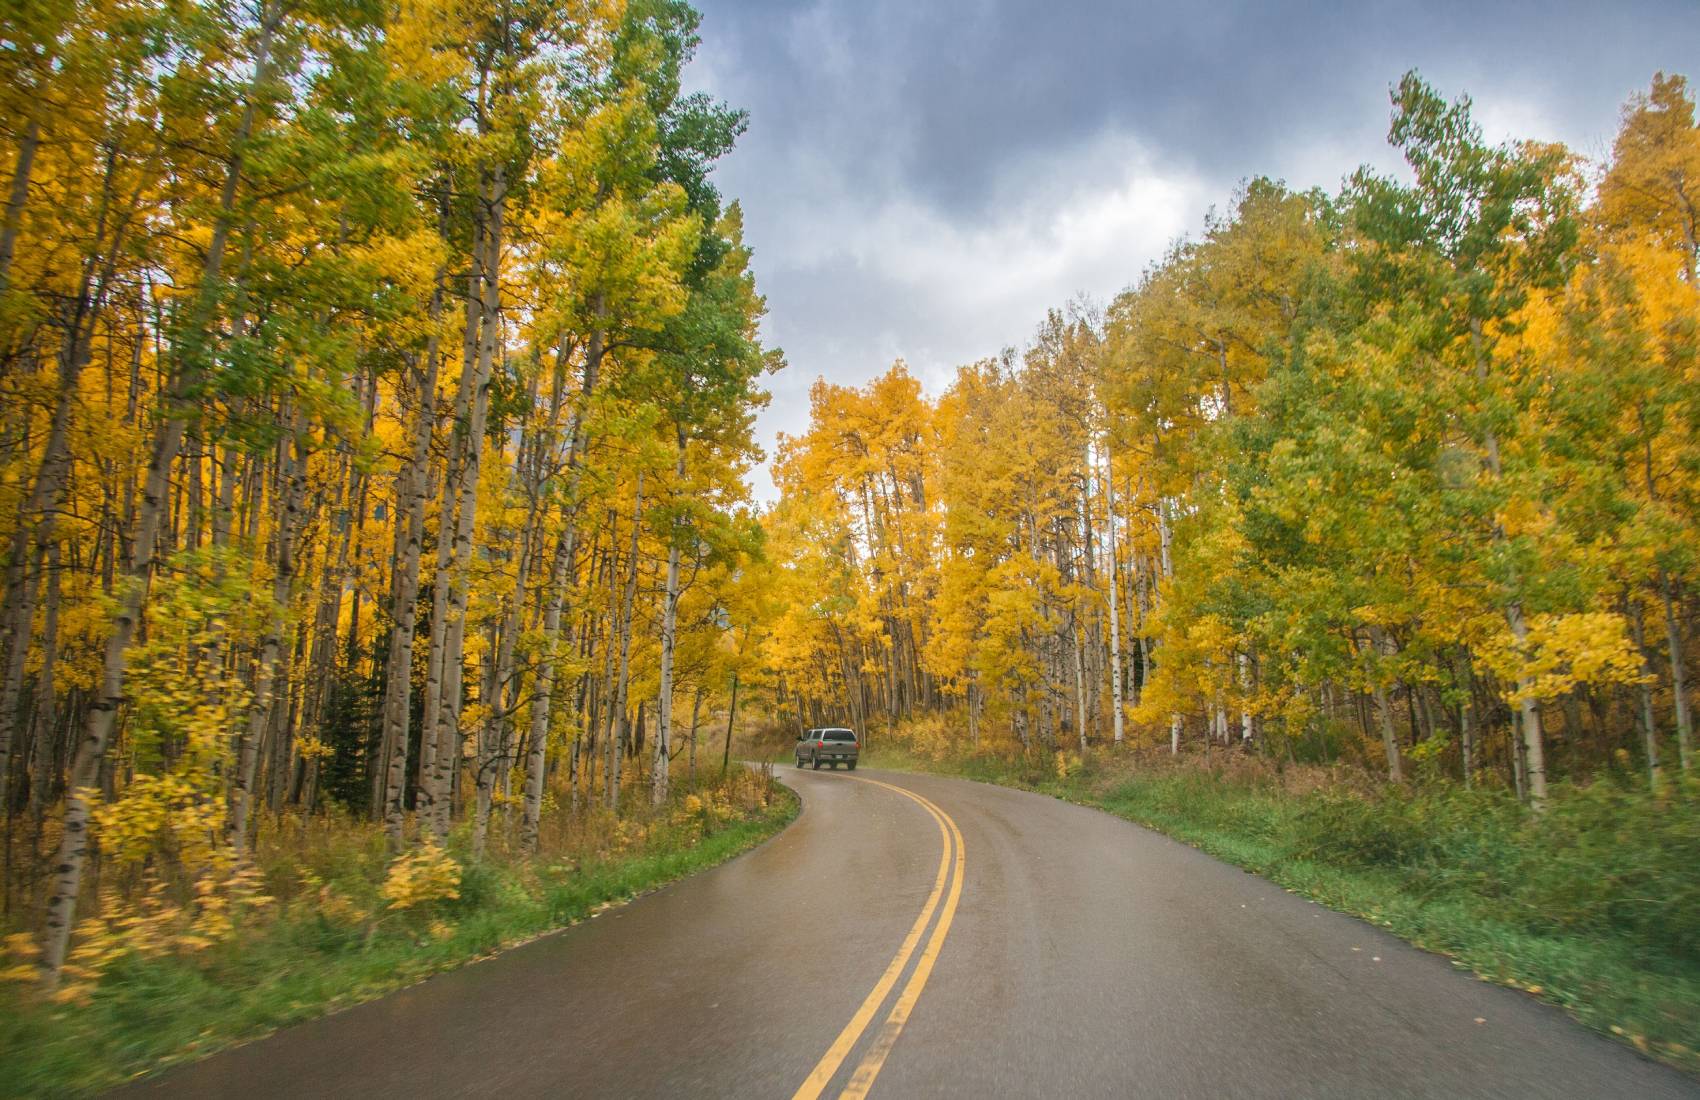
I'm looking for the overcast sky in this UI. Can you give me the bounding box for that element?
[681,0,1700,501]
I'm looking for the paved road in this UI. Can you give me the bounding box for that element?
[125,767,1700,1098]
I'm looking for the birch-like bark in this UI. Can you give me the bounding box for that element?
[476,358,564,853]
[519,532,568,846]
[415,448,459,819]
[1158,497,1182,754]
[1506,602,1547,804]
[519,329,597,847]
[653,437,686,806]
[607,473,642,812]
[1510,706,1527,801]
[380,289,441,846]
[428,171,504,838]
[416,221,486,825]
[1102,439,1125,745]
[41,7,275,979]
[1372,681,1403,781]
[1072,625,1087,754]
[226,428,306,855]
[475,448,539,857]
[1157,498,1173,579]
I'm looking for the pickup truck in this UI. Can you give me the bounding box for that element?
[795,728,859,770]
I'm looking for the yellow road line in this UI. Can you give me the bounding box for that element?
[790,776,960,1100]
[838,788,966,1099]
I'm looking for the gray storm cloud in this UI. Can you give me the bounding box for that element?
[682,0,1700,500]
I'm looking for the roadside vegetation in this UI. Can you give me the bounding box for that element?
[0,767,793,1098]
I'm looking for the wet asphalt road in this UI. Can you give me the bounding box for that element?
[122,766,1700,1099]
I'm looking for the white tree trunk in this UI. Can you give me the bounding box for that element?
[653,440,686,806]
[1506,603,1547,806]
[227,429,306,856]
[429,172,504,838]
[1102,439,1124,745]
[608,473,642,811]
[416,261,483,826]
[519,324,599,847]
[1072,626,1087,754]
[380,297,441,846]
[1372,680,1403,782]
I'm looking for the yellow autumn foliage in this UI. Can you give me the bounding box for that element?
[1481,613,1650,704]
[380,842,462,912]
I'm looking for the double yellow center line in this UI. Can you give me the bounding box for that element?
[791,776,967,1100]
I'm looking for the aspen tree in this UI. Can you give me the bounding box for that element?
[42,2,285,978]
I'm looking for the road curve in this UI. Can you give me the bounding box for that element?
[122,767,1700,1099]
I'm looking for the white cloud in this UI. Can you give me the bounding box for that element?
[688,0,1696,504]
[738,131,1208,501]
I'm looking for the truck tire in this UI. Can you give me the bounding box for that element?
[811,756,821,770]
[847,761,857,771]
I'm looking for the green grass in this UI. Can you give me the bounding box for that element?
[0,785,798,1098]
[865,745,1700,1075]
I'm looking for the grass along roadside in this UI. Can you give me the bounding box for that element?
[0,772,797,1098]
[862,744,1700,1076]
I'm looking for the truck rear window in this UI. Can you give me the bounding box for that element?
[823,730,856,741]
